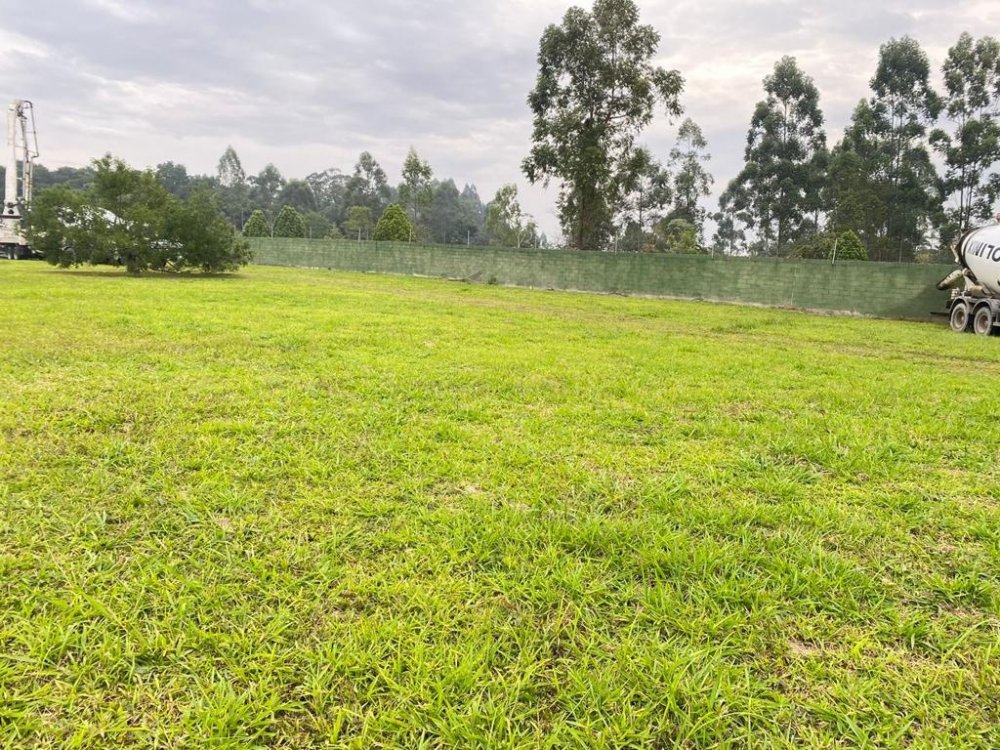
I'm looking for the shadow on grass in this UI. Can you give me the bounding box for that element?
[47,267,246,281]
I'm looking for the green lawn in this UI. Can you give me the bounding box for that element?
[1,262,998,749]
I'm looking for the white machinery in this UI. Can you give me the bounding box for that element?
[938,223,1000,335]
[0,99,39,259]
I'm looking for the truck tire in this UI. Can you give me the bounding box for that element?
[950,301,971,333]
[973,305,994,336]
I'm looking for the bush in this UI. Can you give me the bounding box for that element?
[272,205,306,238]
[835,230,868,261]
[242,209,270,237]
[373,204,414,242]
[25,155,250,274]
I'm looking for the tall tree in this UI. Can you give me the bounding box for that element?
[459,184,486,242]
[834,37,942,261]
[249,164,286,219]
[344,152,390,218]
[485,184,537,248]
[618,148,671,252]
[667,118,713,240]
[155,162,191,200]
[306,168,349,224]
[931,33,1000,247]
[428,179,468,244]
[721,56,827,255]
[216,146,250,227]
[278,179,317,215]
[522,0,683,251]
[399,148,434,228]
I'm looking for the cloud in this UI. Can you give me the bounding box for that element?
[6,0,999,238]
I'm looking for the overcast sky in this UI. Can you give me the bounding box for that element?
[3,0,999,238]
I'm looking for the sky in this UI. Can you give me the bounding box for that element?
[3,0,999,239]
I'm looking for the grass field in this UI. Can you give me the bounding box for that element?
[1,262,998,749]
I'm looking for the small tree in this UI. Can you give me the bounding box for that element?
[272,205,306,238]
[373,204,414,241]
[242,209,270,237]
[835,230,868,260]
[344,205,374,240]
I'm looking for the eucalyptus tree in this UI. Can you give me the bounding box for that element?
[399,147,434,228]
[522,0,683,251]
[344,152,391,218]
[931,33,1000,245]
[618,148,671,252]
[833,37,941,261]
[216,146,250,226]
[721,56,827,255]
[667,118,713,240]
[249,164,286,219]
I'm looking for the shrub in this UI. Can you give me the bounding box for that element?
[242,209,270,237]
[272,205,306,238]
[373,203,414,242]
[835,230,868,261]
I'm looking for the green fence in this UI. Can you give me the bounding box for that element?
[248,238,955,321]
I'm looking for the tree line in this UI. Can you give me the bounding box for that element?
[20,0,1000,263]
[524,0,1000,262]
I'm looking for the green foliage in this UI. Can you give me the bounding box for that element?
[399,148,434,227]
[278,180,317,215]
[835,230,869,260]
[833,37,942,262]
[25,155,249,273]
[428,179,476,244]
[667,119,713,239]
[373,203,414,241]
[788,232,836,260]
[345,152,391,218]
[161,189,252,272]
[721,56,827,255]
[485,184,536,248]
[272,205,306,238]
[654,217,701,254]
[249,164,286,219]
[2,262,999,746]
[619,148,672,251]
[523,0,683,251]
[344,205,374,240]
[241,209,271,238]
[931,33,1000,245]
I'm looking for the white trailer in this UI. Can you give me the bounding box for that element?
[938,223,1000,335]
[0,99,39,259]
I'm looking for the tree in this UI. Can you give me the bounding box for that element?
[459,184,486,242]
[618,148,671,251]
[428,179,469,244]
[721,56,827,255]
[399,147,434,228]
[835,37,942,261]
[373,203,414,242]
[250,164,286,219]
[272,205,306,238]
[345,152,391,217]
[306,168,349,224]
[931,33,1000,247]
[654,217,701,254]
[25,155,249,274]
[278,179,317,215]
[242,209,271,237]
[344,205,374,240]
[485,184,536,248]
[522,0,683,251]
[834,230,868,260]
[161,188,253,272]
[216,146,250,227]
[667,118,713,239]
[155,161,191,200]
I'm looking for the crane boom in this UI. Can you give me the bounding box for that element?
[1,99,39,258]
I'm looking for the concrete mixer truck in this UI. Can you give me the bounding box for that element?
[938,222,1000,335]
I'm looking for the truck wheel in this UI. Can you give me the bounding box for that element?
[950,301,971,332]
[973,305,994,336]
